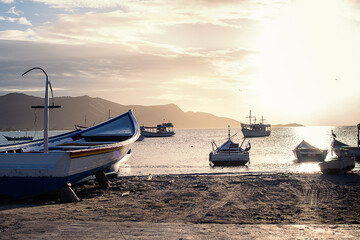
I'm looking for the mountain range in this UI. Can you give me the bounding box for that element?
[0,93,241,130]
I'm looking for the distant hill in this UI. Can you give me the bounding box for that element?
[0,93,240,130]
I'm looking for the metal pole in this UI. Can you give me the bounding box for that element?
[22,67,49,154]
[357,124,360,151]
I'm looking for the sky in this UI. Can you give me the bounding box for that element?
[0,0,360,126]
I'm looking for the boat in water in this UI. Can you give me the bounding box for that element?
[240,110,271,138]
[209,126,251,166]
[0,68,141,199]
[319,156,355,174]
[331,126,360,159]
[3,135,33,141]
[293,140,328,162]
[141,122,175,137]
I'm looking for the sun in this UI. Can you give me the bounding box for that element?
[251,0,359,123]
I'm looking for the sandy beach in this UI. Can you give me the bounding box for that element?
[1,171,360,239]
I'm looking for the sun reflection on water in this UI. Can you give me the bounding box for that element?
[293,126,333,149]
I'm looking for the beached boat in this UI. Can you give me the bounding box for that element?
[293,140,328,162]
[240,110,271,138]
[0,109,141,152]
[0,109,140,199]
[141,122,175,137]
[0,68,140,199]
[209,126,251,166]
[3,135,33,141]
[319,156,355,174]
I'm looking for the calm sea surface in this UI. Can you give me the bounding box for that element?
[1,126,359,176]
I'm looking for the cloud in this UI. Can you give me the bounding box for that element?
[6,6,24,16]
[0,0,14,4]
[0,16,32,26]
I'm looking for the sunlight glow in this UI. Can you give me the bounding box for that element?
[252,0,360,123]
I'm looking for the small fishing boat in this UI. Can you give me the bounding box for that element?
[319,156,355,174]
[293,140,328,162]
[141,122,175,137]
[331,126,360,159]
[240,110,271,138]
[0,68,141,199]
[209,126,251,166]
[3,135,33,141]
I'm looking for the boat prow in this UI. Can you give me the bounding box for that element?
[319,156,355,175]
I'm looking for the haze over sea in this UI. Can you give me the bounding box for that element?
[1,126,359,176]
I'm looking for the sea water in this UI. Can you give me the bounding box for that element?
[120,126,359,176]
[0,126,359,176]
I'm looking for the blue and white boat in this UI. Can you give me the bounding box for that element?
[0,109,140,199]
[0,68,140,199]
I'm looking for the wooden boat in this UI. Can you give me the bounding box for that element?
[0,109,140,199]
[293,140,328,162]
[3,135,33,141]
[140,123,175,137]
[240,110,271,138]
[319,156,355,174]
[331,126,360,159]
[0,68,140,199]
[209,126,251,166]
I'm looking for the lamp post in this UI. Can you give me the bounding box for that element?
[22,67,49,153]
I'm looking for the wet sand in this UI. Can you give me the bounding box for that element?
[1,171,360,239]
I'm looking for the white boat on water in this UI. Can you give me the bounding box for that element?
[141,123,175,137]
[209,126,251,166]
[0,68,140,199]
[240,110,271,138]
[319,156,355,174]
[293,140,328,162]
[331,126,360,159]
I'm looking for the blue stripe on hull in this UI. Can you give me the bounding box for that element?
[0,163,114,199]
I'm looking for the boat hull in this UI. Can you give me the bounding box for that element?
[333,147,360,158]
[209,151,249,166]
[293,149,328,162]
[241,128,270,138]
[141,131,175,137]
[0,143,131,199]
[319,157,355,175]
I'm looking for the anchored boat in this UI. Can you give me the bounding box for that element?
[293,140,328,162]
[3,135,33,141]
[240,110,271,138]
[140,122,175,137]
[209,126,251,166]
[330,125,360,159]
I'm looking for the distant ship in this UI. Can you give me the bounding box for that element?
[240,110,271,138]
[140,122,175,137]
[3,135,33,141]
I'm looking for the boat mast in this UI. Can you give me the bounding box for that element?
[228,125,230,139]
[22,67,49,154]
[357,124,360,151]
[249,110,251,125]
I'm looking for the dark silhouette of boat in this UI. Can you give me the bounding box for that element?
[3,135,33,141]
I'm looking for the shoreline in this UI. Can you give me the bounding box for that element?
[1,171,360,238]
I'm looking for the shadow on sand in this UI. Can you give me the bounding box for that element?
[320,172,360,186]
